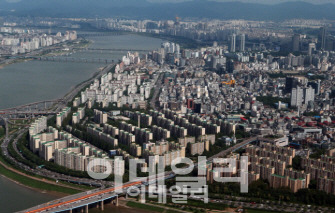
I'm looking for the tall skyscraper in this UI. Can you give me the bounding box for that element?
[291,86,304,107]
[285,77,299,94]
[308,80,321,95]
[292,34,300,52]
[238,34,245,52]
[308,43,316,56]
[321,27,327,50]
[229,33,236,53]
[326,36,334,51]
[304,86,315,105]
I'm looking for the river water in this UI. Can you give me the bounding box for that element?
[0,33,163,212]
[0,34,162,109]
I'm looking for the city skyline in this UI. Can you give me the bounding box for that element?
[2,0,335,20]
[2,0,335,212]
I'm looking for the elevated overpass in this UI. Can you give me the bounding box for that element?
[0,99,63,112]
[77,48,149,52]
[21,181,141,213]
[21,136,259,213]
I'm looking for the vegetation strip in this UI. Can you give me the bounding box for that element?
[0,159,80,194]
[126,201,165,212]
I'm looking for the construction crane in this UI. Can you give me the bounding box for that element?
[221,79,236,87]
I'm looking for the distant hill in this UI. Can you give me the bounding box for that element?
[1,0,335,20]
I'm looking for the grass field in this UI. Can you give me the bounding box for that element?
[126,201,165,212]
[165,210,185,213]
[246,208,282,213]
[0,143,82,195]
[0,128,4,138]
[0,162,80,194]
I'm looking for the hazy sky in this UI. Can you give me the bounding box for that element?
[148,0,335,4]
[3,0,335,4]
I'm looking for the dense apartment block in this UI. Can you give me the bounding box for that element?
[73,97,81,107]
[143,145,185,166]
[56,107,71,127]
[188,140,210,156]
[29,116,47,139]
[103,123,119,137]
[130,143,142,157]
[118,130,136,145]
[151,125,170,141]
[123,110,153,127]
[270,174,307,193]
[87,124,118,147]
[205,142,308,193]
[94,109,108,124]
[300,154,335,195]
[72,107,85,124]
[29,119,120,173]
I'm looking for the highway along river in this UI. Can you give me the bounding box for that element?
[0,32,163,212]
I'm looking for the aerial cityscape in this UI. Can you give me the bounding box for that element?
[2,0,335,213]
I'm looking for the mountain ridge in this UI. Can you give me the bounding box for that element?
[0,0,334,21]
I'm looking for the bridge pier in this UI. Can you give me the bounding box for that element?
[100,201,104,211]
[112,195,119,206]
[139,193,146,203]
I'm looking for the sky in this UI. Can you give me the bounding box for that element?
[2,0,335,4]
[148,0,335,4]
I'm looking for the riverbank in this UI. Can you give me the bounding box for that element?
[0,65,116,196]
[0,154,80,197]
[0,33,164,211]
[0,118,86,196]
[0,63,116,196]
[131,32,211,49]
[76,29,210,49]
[0,38,91,70]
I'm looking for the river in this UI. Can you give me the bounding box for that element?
[0,33,162,109]
[0,33,163,212]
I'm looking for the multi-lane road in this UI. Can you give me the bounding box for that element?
[21,181,142,213]
[149,72,164,110]
[21,135,259,213]
[0,63,116,189]
[2,60,261,213]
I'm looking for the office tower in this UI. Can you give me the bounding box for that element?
[285,77,299,94]
[291,86,304,107]
[175,44,180,54]
[304,86,315,105]
[175,44,181,59]
[169,42,175,53]
[321,27,327,50]
[308,43,316,56]
[237,34,245,52]
[326,36,334,51]
[229,33,236,53]
[211,56,218,69]
[194,103,202,113]
[226,59,235,73]
[292,34,300,52]
[307,80,321,95]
